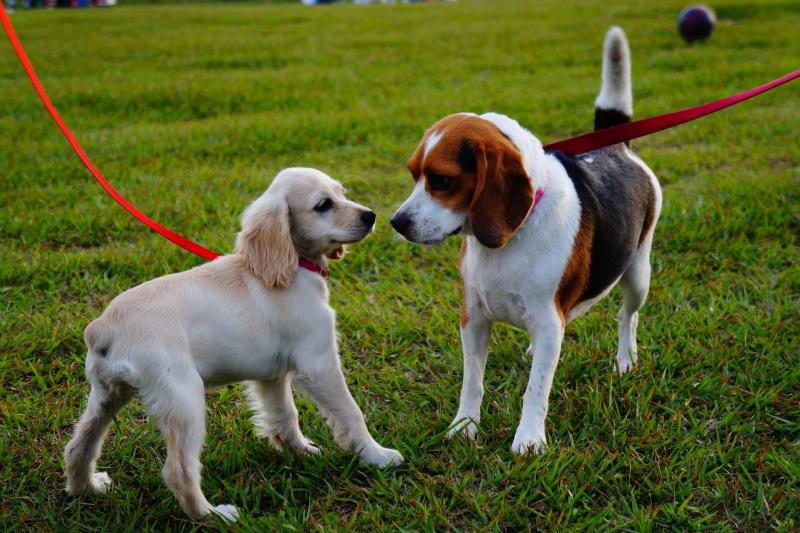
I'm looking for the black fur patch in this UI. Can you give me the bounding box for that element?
[552,147,655,301]
[457,139,477,174]
[594,108,632,144]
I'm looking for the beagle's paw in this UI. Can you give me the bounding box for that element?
[446,416,479,440]
[511,429,546,456]
[615,352,636,375]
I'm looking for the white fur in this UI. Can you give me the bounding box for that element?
[615,147,662,373]
[424,130,443,156]
[566,275,620,322]
[405,32,660,453]
[595,26,632,116]
[438,29,660,454]
[480,112,548,181]
[63,168,402,523]
[444,115,661,453]
[449,121,583,453]
[393,179,465,243]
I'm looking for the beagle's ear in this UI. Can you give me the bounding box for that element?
[236,197,298,289]
[468,139,534,248]
[327,245,347,261]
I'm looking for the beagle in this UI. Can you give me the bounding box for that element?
[64,168,402,522]
[391,27,662,455]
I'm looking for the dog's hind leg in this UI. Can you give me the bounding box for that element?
[616,236,653,374]
[140,366,238,523]
[247,375,319,455]
[64,379,132,495]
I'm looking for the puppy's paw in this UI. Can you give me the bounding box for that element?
[511,432,546,456]
[210,504,239,523]
[88,472,112,494]
[298,439,321,456]
[360,445,404,468]
[446,416,479,440]
[267,432,319,456]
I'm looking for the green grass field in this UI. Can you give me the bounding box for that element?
[1,0,798,529]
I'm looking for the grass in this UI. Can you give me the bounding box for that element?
[1,0,798,529]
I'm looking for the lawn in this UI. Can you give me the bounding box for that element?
[1,0,798,529]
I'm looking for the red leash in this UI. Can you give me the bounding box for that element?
[2,10,797,261]
[544,69,800,154]
[1,10,220,260]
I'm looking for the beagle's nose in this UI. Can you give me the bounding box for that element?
[360,210,376,227]
[390,212,411,235]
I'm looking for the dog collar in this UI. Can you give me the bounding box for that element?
[521,188,545,226]
[533,188,544,207]
[528,188,544,218]
[299,257,328,279]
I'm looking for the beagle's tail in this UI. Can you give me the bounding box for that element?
[594,27,632,131]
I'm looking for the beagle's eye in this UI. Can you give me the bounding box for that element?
[314,198,334,212]
[428,174,452,191]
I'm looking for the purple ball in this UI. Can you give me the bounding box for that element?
[678,5,716,43]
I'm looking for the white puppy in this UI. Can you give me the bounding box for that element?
[64,168,403,522]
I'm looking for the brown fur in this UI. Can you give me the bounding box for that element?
[408,114,535,248]
[327,245,347,261]
[468,137,533,248]
[236,199,298,289]
[554,215,595,324]
[639,185,656,246]
[162,420,208,519]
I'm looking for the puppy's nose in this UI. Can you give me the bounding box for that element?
[361,210,376,227]
[390,212,411,235]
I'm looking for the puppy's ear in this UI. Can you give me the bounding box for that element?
[236,197,298,289]
[468,139,534,248]
[327,245,347,261]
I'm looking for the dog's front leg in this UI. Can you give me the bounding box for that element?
[295,356,403,468]
[512,308,565,455]
[447,313,492,440]
[247,375,319,455]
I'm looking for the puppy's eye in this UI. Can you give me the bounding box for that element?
[428,174,452,191]
[314,198,334,213]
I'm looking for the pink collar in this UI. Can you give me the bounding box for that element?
[298,257,328,279]
[533,188,544,206]
[529,188,544,217]
[522,188,544,225]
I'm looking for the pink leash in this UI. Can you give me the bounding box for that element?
[2,9,797,261]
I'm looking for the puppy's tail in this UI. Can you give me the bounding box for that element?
[84,319,141,388]
[594,26,632,132]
